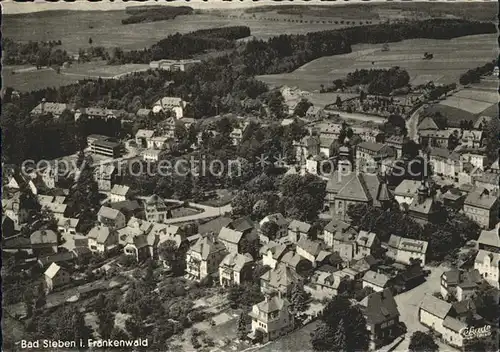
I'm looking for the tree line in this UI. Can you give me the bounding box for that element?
[3,38,70,67]
[459,59,497,85]
[108,26,251,64]
[121,5,193,25]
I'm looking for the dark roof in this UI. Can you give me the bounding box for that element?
[229,216,255,233]
[362,288,400,325]
[198,217,233,235]
[109,200,142,213]
[38,251,76,267]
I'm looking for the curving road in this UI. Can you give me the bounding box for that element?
[139,198,233,224]
[406,104,425,143]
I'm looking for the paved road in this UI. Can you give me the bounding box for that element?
[325,110,387,124]
[387,264,458,352]
[406,104,424,143]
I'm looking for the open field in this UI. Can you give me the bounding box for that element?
[3,67,83,91]
[439,96,494,115]
[257,34,498,91]
[3,10,378,54]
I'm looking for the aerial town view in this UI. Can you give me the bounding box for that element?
[1,1,499,351]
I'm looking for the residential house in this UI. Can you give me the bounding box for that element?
[150,59,201,72]
[459,149,487,170]
[110,185,130,203]
[287,220,311,243]
[152,97,186,119]
[419,295,469,349]
[259,213,290,242]
[355,231,380,259]
[362,270,391,292]
[185,236,227,282]
[360,288,401,350]
[419,129,455,149]
[305,106,326,120]
[123,234,151,262]
[260,263,302,297]
[294,135,321,163]
[219,252,254,287]
[280,251,312,274]
[474,246,499,289]
[57,217,80,236]
[307,270,346,298]
[117,217,153,245]
[94,164,118,191]
[97,206,126,230]
[331,228,358,262]
[476,226,500,253]
[474,172,499,193]
[31,100,72,119]
[2,193,29,226]
[218,227,244,254]
[488,158,499,174]
[296,237,323,266]
[75,107,124,121]
[463,188,499,229]
[440,269,482,301]
[460,130,483,148]
[387,235,429,266]
[44,263,70,293]
[30,230,58,257]
[143,194,170,223]
[385,135,404,158]
[323,219,351,248]
[198,216,233,236]
[87,225,118,253]
[319,136,335,158]
[135,129,155,148]
[261,242,290,269]
[109,200,142,220]
[248,295,294,343]
[143,148,168,162]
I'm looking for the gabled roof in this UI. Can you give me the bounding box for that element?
[490,158,499,171]
[420,294,451,319]
[229,216,255,233]
[88,226,113,244]
[198,217,233,235]
[477,228,500,248]
[190,236,226,260]
[254,295,290,314]
[30,230,58,245]
[356,231,377,248]
[57,217,80,229]
[110,184,130,197]
[261,263,302,289]
[218,227,244,245]
[98,206,122,220]
[261,213,289,227]
[361,288,400,325]
[409,195,437,215]
[475,250,500,267]
[45,262,63,279]
[337,174,371,202]
[363,270,390,288]
[443,316,467,333]
[281,251,305,269]
[326,171,355,194]
[397,237,428,254]
[220,252,253,271]
[135,129,155,139]
[297,237,322,257]
[288,219,311,234]
[418,116,439,130]
[464,188,498,209]
[357,141,385,153]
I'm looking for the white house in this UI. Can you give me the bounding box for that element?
[152,97,186,119]
[248,295,294,343]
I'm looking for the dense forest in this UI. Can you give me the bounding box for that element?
[121,6,193,25]
[3,38,70,67]
[109,26,251,63]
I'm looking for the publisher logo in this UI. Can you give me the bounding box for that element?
[459,325,492,339]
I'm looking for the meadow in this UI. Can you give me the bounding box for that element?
[3,10,375,54]
[257,34,498,91]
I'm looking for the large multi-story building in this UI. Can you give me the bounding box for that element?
[463,188,499,229]
[474,225,500,288]
[387,235,428,266]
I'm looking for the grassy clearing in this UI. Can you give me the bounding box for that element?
[439,97,493,114]
[257,34,497,91]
